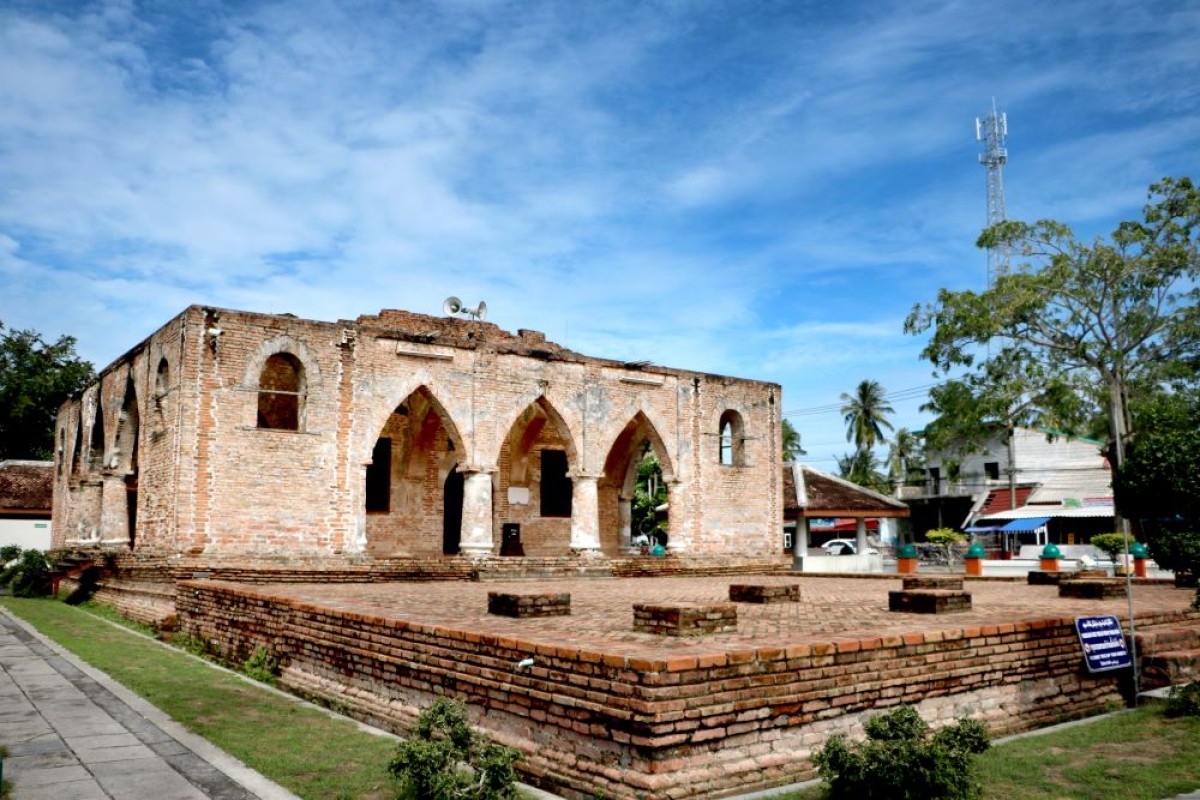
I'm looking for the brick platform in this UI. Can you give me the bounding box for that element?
[633,602,737,635]
[903,576,963,591]
[728,583,801,603]
[1058,579,1126,599]
[175,575,1200,800]
[487,591,571,617]
[888,589,972,614]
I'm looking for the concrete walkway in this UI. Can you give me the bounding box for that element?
[0,609,299,800]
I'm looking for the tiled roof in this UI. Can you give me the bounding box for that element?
[979,485,1036,516]
[0,461,54,512]
[783,463,909,517]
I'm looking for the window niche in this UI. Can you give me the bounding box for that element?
[257,353,305,431]
[718,409,745,466]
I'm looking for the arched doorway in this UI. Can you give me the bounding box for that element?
[363,386,464,557]
[600,413,674,555]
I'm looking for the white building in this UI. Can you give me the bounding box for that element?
[0,460,54,551]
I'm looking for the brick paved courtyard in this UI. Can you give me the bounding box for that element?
[243,574,1194,659]
[179,573,1200,799]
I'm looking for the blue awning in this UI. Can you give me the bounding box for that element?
[1001,517,1051,532]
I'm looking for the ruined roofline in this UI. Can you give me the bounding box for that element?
[74,304,778,390]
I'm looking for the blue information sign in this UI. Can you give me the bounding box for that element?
[1075,615,1132,673]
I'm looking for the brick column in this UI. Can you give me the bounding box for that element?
[459,468,495,558]
[99,473,130,546]
[570,472,602,554]
[665,479,688,553]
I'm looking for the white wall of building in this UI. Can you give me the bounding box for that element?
[0,519,52,551]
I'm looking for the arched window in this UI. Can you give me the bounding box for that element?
[257,353,305,431]
[153,357,170,435]
[89,401,106,471]
[718,409,744,466]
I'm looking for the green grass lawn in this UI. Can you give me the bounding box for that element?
[4,596,1200,800]
[1,597,399,800]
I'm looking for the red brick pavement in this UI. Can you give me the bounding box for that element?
[233,574,1198,660]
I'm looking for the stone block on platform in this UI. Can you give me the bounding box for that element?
[888,590,972,614]
[633,603,737,636]
[487,591,571,618]
[728,584,801,603]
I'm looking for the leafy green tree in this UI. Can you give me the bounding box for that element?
[837,449,888,493]
[840,379,895,454]
[1113,390,1200,597]
[632,450,668,542]
[0,321,94,460]
[906,177,1200,479]
[781,418,805,462]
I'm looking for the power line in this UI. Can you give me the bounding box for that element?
[782,383,937,418]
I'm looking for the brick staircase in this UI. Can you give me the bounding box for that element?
[1136,624,1200,689]
[49,553,99,601]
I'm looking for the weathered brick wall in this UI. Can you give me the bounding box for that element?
[54,305,780,562]
[176,581,1187,799]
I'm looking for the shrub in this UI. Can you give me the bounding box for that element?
[6,549,50,598]
[388,697,520,800]
[1165,682,1200,718]
[814,705,990,799]
[243,646,280,686]
[1091,532,1136,566]
[0,544,20,563]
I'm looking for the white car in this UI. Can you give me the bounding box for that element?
[821,539,880,555]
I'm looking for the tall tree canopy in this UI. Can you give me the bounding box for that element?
[0,322,94,461]
[840,379,894,454]
[906,177,1200,467]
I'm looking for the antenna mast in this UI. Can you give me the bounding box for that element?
[975,98,1009,285]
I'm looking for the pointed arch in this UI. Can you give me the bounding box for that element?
[599,411,674,554]
[362,384,467,557]
[115,378,139,473]
[493,395,580,555]
[88,393,105,472]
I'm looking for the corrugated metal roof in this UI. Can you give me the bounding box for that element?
[978,504,1114,520]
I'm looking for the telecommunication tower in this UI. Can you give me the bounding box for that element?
[975,99,1009,284]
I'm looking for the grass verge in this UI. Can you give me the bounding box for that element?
[1,597,398,800]
[773,704,1200,799]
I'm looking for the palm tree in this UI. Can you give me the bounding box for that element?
[888,428,922,486]
[781,418,805,461]
[840,379,895,453]
[836,449,887,492]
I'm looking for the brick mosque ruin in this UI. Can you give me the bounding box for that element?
[52,304,780,562]
[50,305,1200,799]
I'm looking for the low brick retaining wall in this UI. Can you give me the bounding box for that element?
[174,581,1200,800]
[633,603,738,636]
[728,584,801,603]
[488,592,571,617]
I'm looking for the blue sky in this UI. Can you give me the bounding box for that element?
[1,0,1197,472]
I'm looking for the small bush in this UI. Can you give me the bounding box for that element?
[389,697,520,800]
[0,544,21,563]
[814,705,990,799]
[1165,682,1200,718]
[243,646,280,686]
[7,549,51,597]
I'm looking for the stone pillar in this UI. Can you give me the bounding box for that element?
[665,480,687,554]
[855,518,868,555]
[791,518,809,571]
[459,469,495,558]
[569,472,602,555]
[618,495,633,551]
[99,473,130,546]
